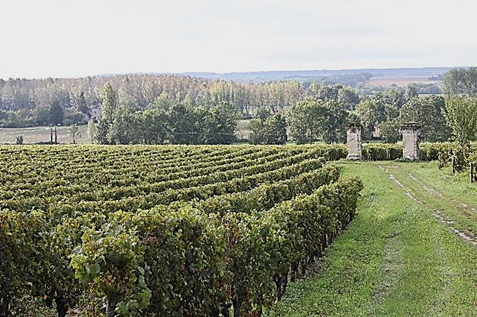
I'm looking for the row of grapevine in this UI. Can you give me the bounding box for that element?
[0,144,361,316]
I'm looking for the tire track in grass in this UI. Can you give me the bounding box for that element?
[408,172,477,213]
[366,230,404,316]
[377,163,477,316]
[379,163,477,246]
[406,171,477,244]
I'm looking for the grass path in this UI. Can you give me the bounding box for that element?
[271,161,477,316]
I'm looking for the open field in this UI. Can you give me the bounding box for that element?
[272,161,477,316]
[367,76,441,87]
[0,125,90,144]
[236,119,252,140]
[0,123,252,144]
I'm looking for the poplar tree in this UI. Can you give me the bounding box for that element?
[96,83,118,144]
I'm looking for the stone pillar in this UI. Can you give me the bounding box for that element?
[346,123,362,160]
[401,122,420,160]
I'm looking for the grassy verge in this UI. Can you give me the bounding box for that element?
[270,161,477,316]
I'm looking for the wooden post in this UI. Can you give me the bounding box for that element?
[54,127,58,144]
[452,156,456,174]
[471,162,475,183]
[50,128,53,143]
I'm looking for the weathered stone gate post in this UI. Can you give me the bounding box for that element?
[346,123,362,160]
[401,122,420,160]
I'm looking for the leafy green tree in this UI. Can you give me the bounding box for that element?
[355,99,387,139]
[202,102,238,144]
[265,114,287,144]
[49,100,64,125]
[322,100,348,143]
[338,87,360,110]
[443,96,477,143]
[255,106,272,124]
[404,85,418,100]
[96,83,118,144]
[442,67,477,96]
[166,104,203,144]
[69,124,79,144]
[34,106,51,126]
[308,83,341,101]
[107,104,141,144]
[87,119,97,144]
[74,91,90,116]
[355,89,404,140]
[380,89,407,108]
[288,99,347,144]
[378,119,400,143]
[95,120,109,144]
[100,83,118,122]
[64,108,86,125]
[249,120,265,144]
[151,92,172,110]
[400,96,450,142]
[288,99,323,144]
[250,113,287,145]
[140,108,168,144]
[307,83,360,110]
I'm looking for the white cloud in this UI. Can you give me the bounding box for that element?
[0,0,476,78]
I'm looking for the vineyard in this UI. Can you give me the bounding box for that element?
[0,144,362,316]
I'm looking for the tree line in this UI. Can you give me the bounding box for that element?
[0,75,318,128]
[88,83,239,145]
[3,67,477,145]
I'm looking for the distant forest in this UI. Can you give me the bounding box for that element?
[0,67,448,128]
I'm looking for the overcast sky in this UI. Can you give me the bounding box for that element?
[1,0,476,79]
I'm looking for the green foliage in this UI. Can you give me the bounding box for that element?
[15,135,23,144]
[255,106,272,123]
[71,212,151,315]
[87,120,97,144]
[165,103,202,144]
[0,144,361,316]
[355,89,408,140]
[201,102,239,144]
[442,67,477,96]
[49,101,64,125]
[378,119,400,143]
[404,84,419,100]
[288,99,347,144]
[356,99,399,140]
[74,91,90,116]
[361,143,402,161]
[69,124,79,144]
[101,83,119,123]
[444,96,477,143]
[107,104,141,145]
[400,96,450,142]
[139,108,168,144]
[250,113,288,145]
[307,84,360,110]
[96,83,119,144]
